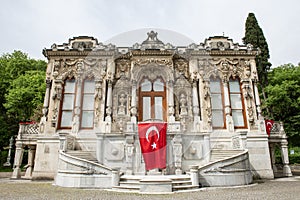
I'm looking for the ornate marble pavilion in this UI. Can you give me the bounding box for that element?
[11,31,292,192]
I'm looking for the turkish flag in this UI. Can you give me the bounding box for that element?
[138,122,167,170]
[265,120,274,136]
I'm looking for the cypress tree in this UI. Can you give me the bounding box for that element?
[243,13,272,88]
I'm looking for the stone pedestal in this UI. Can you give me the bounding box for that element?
[96,133,104,164]
[111,168,120,187]
[190,165,199,187]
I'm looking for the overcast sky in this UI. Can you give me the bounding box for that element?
[0,0,299,67]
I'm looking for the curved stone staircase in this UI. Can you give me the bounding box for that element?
[199,149,253,187]
[55,150,113,188]
[55,148,252,191]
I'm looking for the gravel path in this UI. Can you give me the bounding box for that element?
[0,177,300,200]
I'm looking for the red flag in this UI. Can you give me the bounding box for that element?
[138,122,167,170]
[265,120,274,136]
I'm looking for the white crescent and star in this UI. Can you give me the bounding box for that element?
[266,122,273,131]
[145,125,160,149]
[145,125,160,143]
[266,122,273,127]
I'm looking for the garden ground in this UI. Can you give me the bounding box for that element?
[0,175,300,200]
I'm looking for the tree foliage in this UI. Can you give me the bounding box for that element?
[243,13,272,87]
[264,63,300,146]
[4,71,46,121]
[0,51,46,149]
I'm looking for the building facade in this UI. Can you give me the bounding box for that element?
[12,31,289,191]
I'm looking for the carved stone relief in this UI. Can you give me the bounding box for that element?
[115,59,130,79]
[203,81,212,125]
[112,77,131,132]
[174,76,192,129]
[183,141,203,160]
[104,141,125,161]
[174,58,189,79]
[242,82,256,126]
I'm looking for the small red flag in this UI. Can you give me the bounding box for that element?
[138,122,167,170]
[265,120,274,136]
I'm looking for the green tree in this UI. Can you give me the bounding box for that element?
[0,51,46,108]
[264,64,300,146]
[4,71,46,121]
[243,13,272,89]
[0,51,46,149]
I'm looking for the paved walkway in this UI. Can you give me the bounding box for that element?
[0,177,300,200]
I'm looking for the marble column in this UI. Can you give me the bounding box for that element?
[43,79,52,118]
[223,80,234,132]
[94,79,102,128]
[253,79,262,119]
[11,142,24,179]
[3,136,14,167]
[51,81,63,127]
[130,80,137,123]
[192,80,200,130]
[269,143,278,174]
[24,146,36,179]
[281,141,293,177]
[72,79,82,134]
[105,80,113,122]
[40,79,52,133]
[167,80,175,122]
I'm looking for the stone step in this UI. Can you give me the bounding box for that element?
[210,150,245,162]
[112,185,140,191]
[114,175,197,193]
[172,180,192,186]
[67,151,98,162]
[211,150,244,154]
[119,181,140,187]
[173,185,199,191]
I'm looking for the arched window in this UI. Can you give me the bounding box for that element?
[80,79,95,128]
[229,78,247,128]
[138,77,166,122]
[210,77,225,128]
[59,78,76,128]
